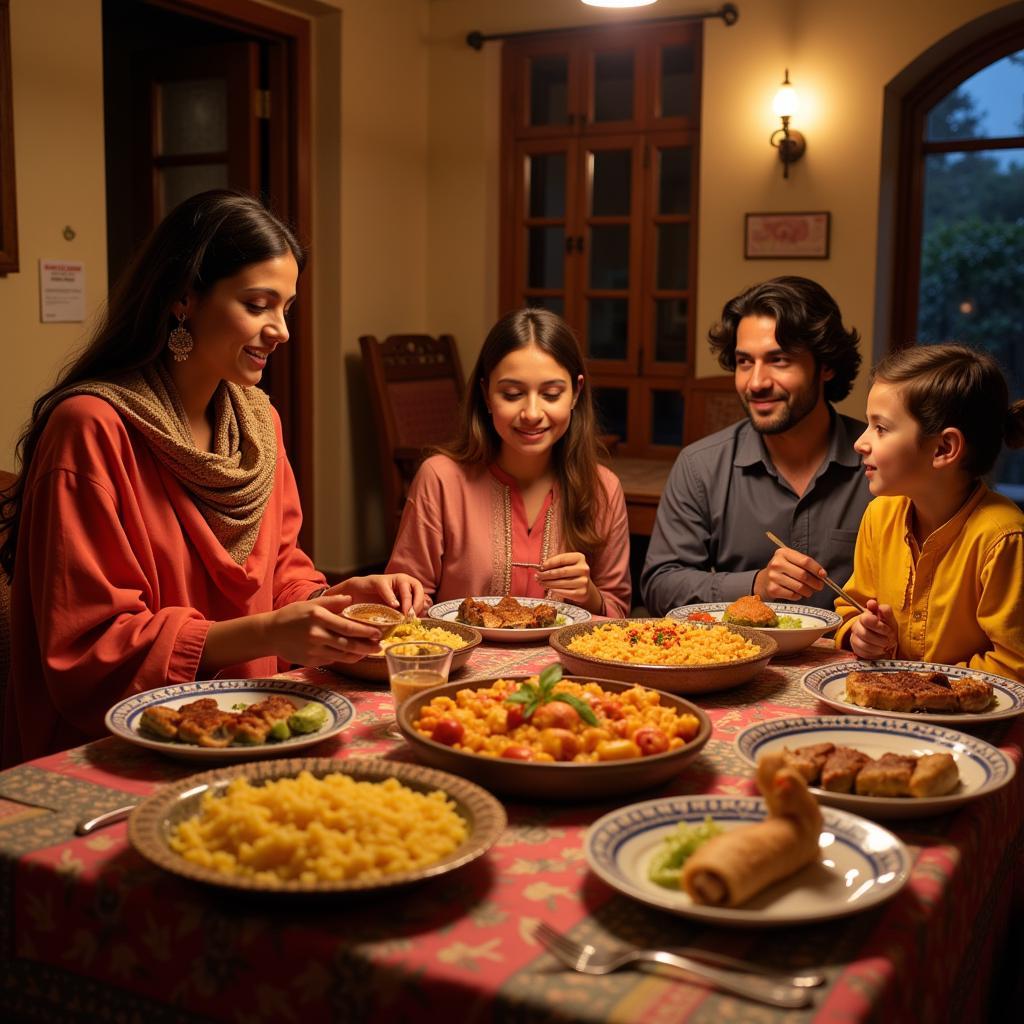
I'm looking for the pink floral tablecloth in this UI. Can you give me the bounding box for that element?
[1,641,1021,1023]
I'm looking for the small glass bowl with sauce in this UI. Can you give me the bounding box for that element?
[341,602,407,640]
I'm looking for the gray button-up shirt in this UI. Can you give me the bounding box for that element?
[641,411,872,614]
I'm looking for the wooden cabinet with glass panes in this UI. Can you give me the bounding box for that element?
[500,21,701,457]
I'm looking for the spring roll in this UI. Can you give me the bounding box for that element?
[681,753,823,908]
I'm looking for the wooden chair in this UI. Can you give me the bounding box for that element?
[359,334,465,545]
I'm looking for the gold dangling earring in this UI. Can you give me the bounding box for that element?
[167,313,193,362]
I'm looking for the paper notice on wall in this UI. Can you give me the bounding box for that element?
[39,259,85,322]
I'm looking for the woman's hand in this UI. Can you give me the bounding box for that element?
[536,552,603,613]
[754,546,827,600]
[264,594,383,665]
[328,573,427,615]
[848,598,898,660]
[200,594,383,673]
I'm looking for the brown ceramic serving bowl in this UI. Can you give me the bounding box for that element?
[548,619,778,695]
[339,620,483,682]
[396,675,712,800]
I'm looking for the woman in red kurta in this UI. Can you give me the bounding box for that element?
[1,190,424,765]
[387,308,631,616]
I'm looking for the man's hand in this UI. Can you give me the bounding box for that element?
[848,598,898,660]
[753,546,827,600]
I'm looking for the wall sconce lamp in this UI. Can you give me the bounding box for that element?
[770,70,806,178]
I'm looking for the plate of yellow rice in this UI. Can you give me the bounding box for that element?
[129,757,506,894]
[334,619,482,682]
[549,618,777,694]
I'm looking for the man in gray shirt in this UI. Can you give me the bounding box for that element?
[641,276,872,614]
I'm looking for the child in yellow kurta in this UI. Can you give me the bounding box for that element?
[834,344,1024,681]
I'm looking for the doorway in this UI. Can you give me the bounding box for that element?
[101,0,314,544]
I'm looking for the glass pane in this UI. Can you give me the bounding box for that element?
[660,45,695,119]
[589,226,629,289]
[926,50,1024,142]
[529,153,566,218]
[160,78,227,156]
[917,147,1024,499]
[658,147,691,214]
[593,387,629,442]
[591,150,631,216]
[526,295,564,318]
[655,299,688,363]
[527,227,565,289]
[160,164,229,217]
[594,51,633,122]
[657,224,689,290]
[530,55,569,127]
[651,390,684,446]
[587,298,628,360]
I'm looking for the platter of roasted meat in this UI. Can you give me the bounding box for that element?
[427,595,590,642]
[801,660,1024,724]
[735,715,1015,819]
[105,678,355,761]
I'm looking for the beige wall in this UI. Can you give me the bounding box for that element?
[1,0,1015,575]
[0,0,107,474]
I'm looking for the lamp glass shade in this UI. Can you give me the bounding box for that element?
[773,82,799,118]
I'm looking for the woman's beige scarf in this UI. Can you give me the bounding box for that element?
[62,362,276,563]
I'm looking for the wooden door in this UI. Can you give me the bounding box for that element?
[132,41,260,225]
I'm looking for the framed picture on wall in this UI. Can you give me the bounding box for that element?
[744,212,830,259]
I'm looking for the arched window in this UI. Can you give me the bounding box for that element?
[891,25,1024,499]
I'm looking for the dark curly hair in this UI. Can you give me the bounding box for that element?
[708,276,861,402]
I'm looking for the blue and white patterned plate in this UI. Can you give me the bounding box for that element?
[802,659,1024,724]
[667,602,841,656]
[585,795,911,926]
[735,716,1015,819]
[105,678,355,762]
[427,596,591,643]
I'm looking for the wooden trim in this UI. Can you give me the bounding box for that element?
[890,20,1024,350]
[0,0,18,276]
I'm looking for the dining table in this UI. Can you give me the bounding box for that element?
[1,637,1021,1024]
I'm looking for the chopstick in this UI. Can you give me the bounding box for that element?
[764,531,868,614]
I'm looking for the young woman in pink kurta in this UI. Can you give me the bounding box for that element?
[387,308,631,616]
[1,190,424,765]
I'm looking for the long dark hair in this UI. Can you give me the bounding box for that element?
[440,307,608,556]
[0,189,305,578]
[708,276,861,402]
[872,343,1024,477]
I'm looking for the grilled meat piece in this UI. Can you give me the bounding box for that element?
[782,743,835,784]
[820,746,870,793]
[176,707,239,747]
[855,753,916,797]
[845,670,959,713]
[909,753,959,797]
[139,705,181,740]
[457,597,490,627]
[494,596,535,627]
[723,595,779,628]
[529,602,558,627]
[948,676,994,713]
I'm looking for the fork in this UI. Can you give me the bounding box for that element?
[533,923,813,1009]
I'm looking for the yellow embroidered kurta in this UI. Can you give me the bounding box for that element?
[833,485,1024,681]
